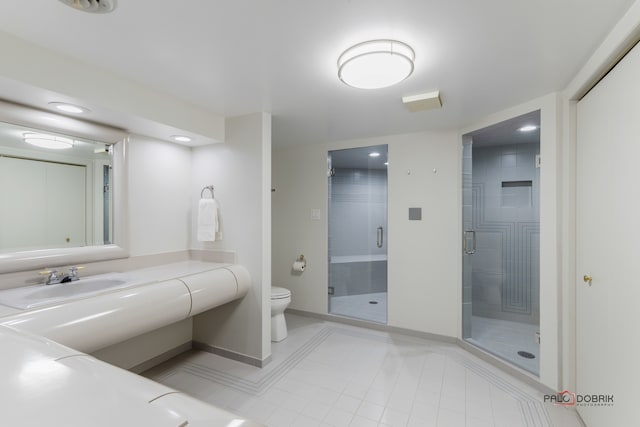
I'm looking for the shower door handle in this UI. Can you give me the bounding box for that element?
[377,226,384,248]
[463,230,476,255]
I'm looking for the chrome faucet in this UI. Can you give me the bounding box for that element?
[41,269,63,285]
[41,266,83,285]
[66,266,81,282]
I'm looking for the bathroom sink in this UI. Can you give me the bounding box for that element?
[0,274,131,310]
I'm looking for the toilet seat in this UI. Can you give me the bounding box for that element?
[271,287,291,299]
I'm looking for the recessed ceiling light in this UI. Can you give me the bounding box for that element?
[171,135,192,143]
[369,152,381,157]
[338,39,415,89]
[384,162,389,166]
[519,125,538,132]
[48,102,90,114]
[23,132,74,150]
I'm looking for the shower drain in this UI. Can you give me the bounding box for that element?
[517,350,536,359]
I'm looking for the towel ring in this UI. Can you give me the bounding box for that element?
[200,185,214,199]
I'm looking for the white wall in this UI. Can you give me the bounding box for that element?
[272,130,460,338]
[127,135,192,257]
[191,113,272,363]
[111,116,272,365]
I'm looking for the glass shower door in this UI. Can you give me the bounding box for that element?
[462,111,541,376]
[328,145,388,323]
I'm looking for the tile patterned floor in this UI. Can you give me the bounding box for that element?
[329,292,387,324]
[143,314,583,427]
[468,316,540,375]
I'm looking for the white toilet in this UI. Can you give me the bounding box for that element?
[271,287,291,342]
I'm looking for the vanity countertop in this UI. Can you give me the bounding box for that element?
[0,259,261,426]
[0,324,262,426]
[0,260,232,316]
[117,260,231,282]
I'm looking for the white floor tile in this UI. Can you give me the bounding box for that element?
[334,394,362,414]
[349,415,379,427]
[144,313,581,427]
[243,399,278,423]
[266,407,298,427]
[380,407,410,426]
[292,413,322,427]
[304,401,333,421]
[323,407,355,427]
[436,407,466,427]
[410,403,439,425]
[355,401,385,422]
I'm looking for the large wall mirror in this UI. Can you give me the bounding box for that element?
[0,100,129,274]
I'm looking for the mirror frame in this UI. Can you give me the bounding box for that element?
[0,102,129,274]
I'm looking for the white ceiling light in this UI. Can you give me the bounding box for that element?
[369,152,381,157]
[519,125,538,132]
[48,102,90,114]
[23,132,74,150]
[338,40,415,89]
[171,135,192,143]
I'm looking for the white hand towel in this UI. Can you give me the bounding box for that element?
[197,198,219,242]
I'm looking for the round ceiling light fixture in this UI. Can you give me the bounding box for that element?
[48,102,90,114]
[23,132,74,150]
[338,39,415,89]
[518,125,538,132]
[58,0,117,14]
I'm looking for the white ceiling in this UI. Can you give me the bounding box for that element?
[0,0,634,147]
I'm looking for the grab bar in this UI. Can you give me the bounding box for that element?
[463,230,476,255]
[377,226,384,248]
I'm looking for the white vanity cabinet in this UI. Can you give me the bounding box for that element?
[0,325,262,426]
[0,261,261,427]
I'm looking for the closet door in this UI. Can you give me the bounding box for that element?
[576,41,640,425]
[0,157,85,251]
[0,157,47,250]
[45,161,86,248]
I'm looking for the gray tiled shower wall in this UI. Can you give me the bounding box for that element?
[329,168,387,297]
[471,143,540,325]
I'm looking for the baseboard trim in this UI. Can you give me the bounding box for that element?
[193,341,272,368]
[287,308,458,344]
[129,342,192,374]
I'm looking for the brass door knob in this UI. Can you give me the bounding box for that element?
[583,275,593,286]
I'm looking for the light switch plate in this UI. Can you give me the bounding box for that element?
[310,208,321,220]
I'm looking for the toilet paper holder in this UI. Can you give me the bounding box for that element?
[292,254,307,273]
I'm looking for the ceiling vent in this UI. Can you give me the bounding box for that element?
[58,0,117,13]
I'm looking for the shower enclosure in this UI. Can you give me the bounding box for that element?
[328,145,388,323]
[462,111,541,375]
